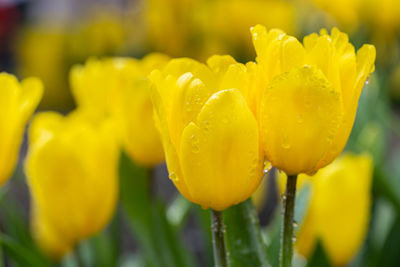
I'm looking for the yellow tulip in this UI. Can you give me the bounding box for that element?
[25,111,119,257]
[150,55,263,211]
[31,203,72,259]
[16,28,72,109]
[251,25,375,175]
[198,0,295,58]
[0,73,43,186]
[70,54,170,165]
[279,153,373,266]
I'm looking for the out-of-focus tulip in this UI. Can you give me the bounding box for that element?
[0,73,43,185]
[251,25,375,175]
[150,55,263,211]
[25,111,119,258]
[145,0,199,56]
[69,14,127,61]
[16,28,72,109]
[252,175,268,211]
[279,153,373,266]
[31,203,71,259]
[199,0,295,59]
[70,53,170,165]
[311,0,361,31]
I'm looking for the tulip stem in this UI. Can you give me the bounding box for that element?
[211,209,229,267]
[74,245,84,267]
[280,174,298,267]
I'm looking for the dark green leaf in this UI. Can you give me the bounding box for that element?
[119,152,195,267]
[224,198,270,267]
[306,241,331,267]
[0,233,49,267]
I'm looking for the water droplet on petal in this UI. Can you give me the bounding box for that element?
[264,160,272,174]
[282,136,291,149]
[169,172,179,182]
[296,115,304,124]
[190,134,200,153]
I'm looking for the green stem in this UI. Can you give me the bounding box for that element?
[280,174,298,267]
[74,245,84,267]
[211,210,229,267]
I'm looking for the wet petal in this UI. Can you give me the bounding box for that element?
[179,89,262,210]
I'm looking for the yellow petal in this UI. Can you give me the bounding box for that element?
[150,78,193,201]
[314,45,376,171]
[300,154,373,265]
[0,73,42,185]
[19,77,43,121]
[179,89,262,211]
[25,112,118,244]
[260,66,344,175]
[31,202,72,259]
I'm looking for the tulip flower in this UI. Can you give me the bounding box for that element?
[251,25,376,176]
[31,203,71,259]
[16,28,71,109]
[0,73,43,186]
[25,111,119,258]
[150,55,263,212]
[279,153,373,266]
[70,53,170,165]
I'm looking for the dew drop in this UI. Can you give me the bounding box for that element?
[264,160,272,174]
[169,172,179,182]
[192,145,200,153]
[365,77,370,85]
[281,136,291,149]
[190,134,200,153]
[203,120,211,131]
[296,114,304,124]
[190,134,199,144]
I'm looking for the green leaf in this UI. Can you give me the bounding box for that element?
[167,195,192,229]
[306,241,331,267]
[0,233,49,267]
[119,152,196,267]
[224,198,270,267]
[264,209,281,267]
[375,216,400,267]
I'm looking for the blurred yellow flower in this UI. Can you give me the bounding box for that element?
[311,0,361,31]
[25,111,119,257]
[70,54,170,166]
[0,73,43,186]
[150,55,263,211]
[145,0,199,56]
[31,203,72,259]
[199,0,295,58]
[16,28,71,109]
[69,14,127,61]
[251,25,375,175]
[279,153,373,266]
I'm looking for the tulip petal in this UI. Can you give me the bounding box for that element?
[179,89,262,211]
[150,77,193,201]
[314,45,375,171]
[261,66,344,175]
[20,77,43,121]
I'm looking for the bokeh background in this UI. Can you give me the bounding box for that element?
[0,0,400,266]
